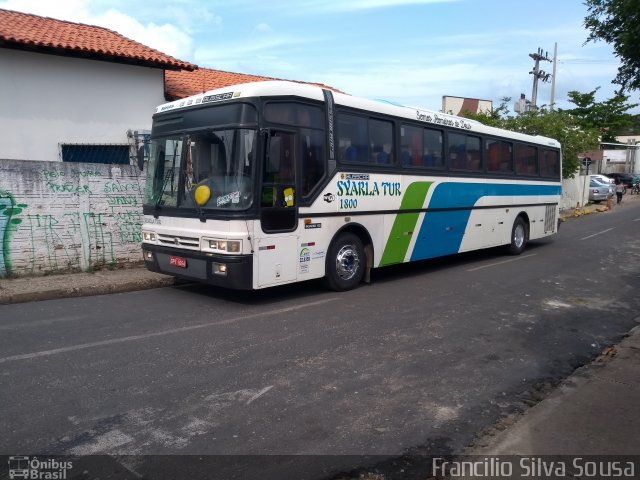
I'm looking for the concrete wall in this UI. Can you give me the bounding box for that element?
[0,159,145,277]
[602,147,639,174]
[603,150,628,164]
[561,175,589,211]
[0,49,164,161]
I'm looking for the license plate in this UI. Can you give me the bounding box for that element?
[169,256,187,268]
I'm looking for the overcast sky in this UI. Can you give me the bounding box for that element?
[2,0,634,113]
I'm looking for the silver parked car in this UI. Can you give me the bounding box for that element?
[589,179,612,203]
[590,174,614,186]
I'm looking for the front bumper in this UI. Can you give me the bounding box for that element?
[142,244,253,290]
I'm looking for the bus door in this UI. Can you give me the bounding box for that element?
[256,130,299,287]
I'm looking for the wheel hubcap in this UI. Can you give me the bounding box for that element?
[335,244,360,281]
[514,224,525,248]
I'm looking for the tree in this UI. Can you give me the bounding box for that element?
[584,0,640,93]
[561,88,638,142]
[617,114,640,135]
[464,99,600,178]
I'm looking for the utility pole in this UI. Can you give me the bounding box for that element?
[549,42,558,111]
[529,47,552,110]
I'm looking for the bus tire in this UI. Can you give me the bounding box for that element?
[507,216,528,255]
[324,232,365,291]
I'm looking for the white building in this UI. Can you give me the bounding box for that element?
[0,8,196,163]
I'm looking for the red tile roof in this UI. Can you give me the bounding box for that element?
[0,8,196,71]
[165,67,343,99]
[0,8,341,98]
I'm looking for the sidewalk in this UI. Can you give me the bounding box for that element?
[0,264,175,305]
[468,325,640,455]
[561,187,640,219]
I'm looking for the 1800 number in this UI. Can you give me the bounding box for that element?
[339,199,358,209]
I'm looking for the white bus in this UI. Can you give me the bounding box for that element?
[141,81,561,291]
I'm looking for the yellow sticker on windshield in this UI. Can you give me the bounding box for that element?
[194,185,211,206]
[283,187,294,207]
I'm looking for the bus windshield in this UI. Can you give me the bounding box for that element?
[145,128,256,211]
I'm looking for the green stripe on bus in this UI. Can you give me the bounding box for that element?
[379,181,433,266]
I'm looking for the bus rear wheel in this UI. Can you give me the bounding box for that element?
[324,232,364,291]
[507,216,528,255]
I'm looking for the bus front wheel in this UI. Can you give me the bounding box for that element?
[324,232,365,291]
[507,217,528,255]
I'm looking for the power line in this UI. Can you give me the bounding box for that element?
[558,60,618,65]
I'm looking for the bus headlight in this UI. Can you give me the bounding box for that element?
[207,239,242,254]
[142,231,156,242]
[212,262,227,275]
[226,241,241,253]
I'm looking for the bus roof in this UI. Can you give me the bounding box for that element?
[154,80,561,148]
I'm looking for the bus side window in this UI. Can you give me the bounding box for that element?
[400,124,422,167]
[500,143,513,172]
[338,113,368,163]
[448,132,466,169]
[369,119,393,165]
[486,140,498,172]
[515,143,538,175]
[541,149,560,177]
[467,151,481,170]
[487,139,513,173]
[423,128,443,168]
[343,145,357,162]
[466,136,482,171]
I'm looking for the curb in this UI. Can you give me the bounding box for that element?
[0,276,176,305]
[466,323,640,455]
[560,203,611,221]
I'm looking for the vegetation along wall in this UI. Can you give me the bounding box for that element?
[0,160,144,277]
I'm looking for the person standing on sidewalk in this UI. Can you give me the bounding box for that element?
[616,180,624,204]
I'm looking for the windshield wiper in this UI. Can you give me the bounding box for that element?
[191,183,207,223]
[194,197,206,222]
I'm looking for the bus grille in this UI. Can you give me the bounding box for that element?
[157,234,200,249]
[544,205,557,232]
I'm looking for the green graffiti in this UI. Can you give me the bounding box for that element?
[0,190,26,277]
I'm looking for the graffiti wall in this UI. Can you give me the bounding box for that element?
[0,159,144,277]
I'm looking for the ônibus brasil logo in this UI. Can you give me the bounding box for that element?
[8,456,73,479]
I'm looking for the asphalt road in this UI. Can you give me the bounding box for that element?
[1,203,640,479]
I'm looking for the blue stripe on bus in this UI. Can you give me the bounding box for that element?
[409,182,561,261]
